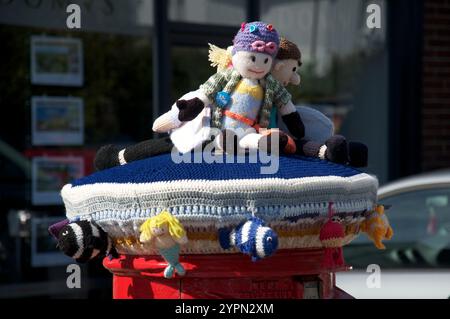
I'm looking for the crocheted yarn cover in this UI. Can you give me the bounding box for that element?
[61,154,378,255]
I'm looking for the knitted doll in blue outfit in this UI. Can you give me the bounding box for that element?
[153,21,304,154]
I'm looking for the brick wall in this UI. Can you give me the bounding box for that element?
[422,0,450,171]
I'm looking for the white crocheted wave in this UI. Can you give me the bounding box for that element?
[62,173,378,222]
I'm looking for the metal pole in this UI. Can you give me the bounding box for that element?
[246,0,260,22]
[152,0,171,136]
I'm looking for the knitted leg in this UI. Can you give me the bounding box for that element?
[94,144,121,171]
[296,137,347,164]
[220,129,239,154]
[258,130,296,154]
[348,141,368,167]
[94,138,174,171]
[324,135,349,164]
[295,138,322,157]
[174,263,186,276]
[122,137,173,163]
[239,132,261,151]
[163,265,175,278]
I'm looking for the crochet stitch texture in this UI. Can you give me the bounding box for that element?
[232,21,280,57]
[61,154,378,255]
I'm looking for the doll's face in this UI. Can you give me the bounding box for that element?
[272,59,301,87]
[232,51,273,80]
[152,224,169,236]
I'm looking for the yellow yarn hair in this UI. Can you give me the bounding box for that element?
[208,43,232,72]
[361,205,394,249]
[140,211,186,243]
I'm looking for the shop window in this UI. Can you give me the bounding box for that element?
[171,46,212,103]
[169,0,246,26]
[0,0,154,295]
[261,0,389,183]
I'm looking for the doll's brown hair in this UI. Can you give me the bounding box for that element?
[276,37,302,66]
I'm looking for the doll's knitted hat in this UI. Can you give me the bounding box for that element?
[232,21,280,58]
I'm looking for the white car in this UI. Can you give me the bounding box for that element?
[336,170,450,299]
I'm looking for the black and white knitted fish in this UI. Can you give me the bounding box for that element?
[57,220,118,263]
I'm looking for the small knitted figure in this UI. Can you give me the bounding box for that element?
[153,21,304,154]
[360,205,393,249]
[219,216,278,261]
[55,220,118,263]
[319,203,346,269]
[139,211,188,278]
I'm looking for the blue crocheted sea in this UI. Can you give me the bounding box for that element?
[72,153,362,186]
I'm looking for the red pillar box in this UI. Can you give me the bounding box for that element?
[103,249,353,299]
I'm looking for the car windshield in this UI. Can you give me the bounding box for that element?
[346,186,450,269]
[383,187,450,243]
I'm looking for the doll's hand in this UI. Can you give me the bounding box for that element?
[176,98,205,121]
[176,235,188,245]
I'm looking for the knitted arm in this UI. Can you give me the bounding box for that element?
[199,68,233,102]
[175,70,233,123]
[275,87,305,140]
[153,70,231,133]
[152,103,183,132]
[153,90,211,133]
[281,105,305,140]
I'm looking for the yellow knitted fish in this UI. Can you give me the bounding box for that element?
[360,205,394,249]
[208,43,232,72]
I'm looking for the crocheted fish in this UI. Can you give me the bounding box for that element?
[361,205,394,249]
[219,217,278,261]
[57,220,118,263]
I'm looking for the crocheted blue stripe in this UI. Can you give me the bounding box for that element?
[72,153,362,187]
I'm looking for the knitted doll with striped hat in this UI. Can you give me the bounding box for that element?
[153,21,304,154]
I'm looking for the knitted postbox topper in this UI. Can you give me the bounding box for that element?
[60,154,379,257]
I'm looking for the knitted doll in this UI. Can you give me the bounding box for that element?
[93,35,367,170]
[360,205,393,249]
[273,38,368,167]
[207,37,368,166]
[153,21,304,154]
[139,211,188,278]
[319,203,346,269]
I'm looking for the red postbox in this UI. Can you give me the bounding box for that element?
[103,249,353,299]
